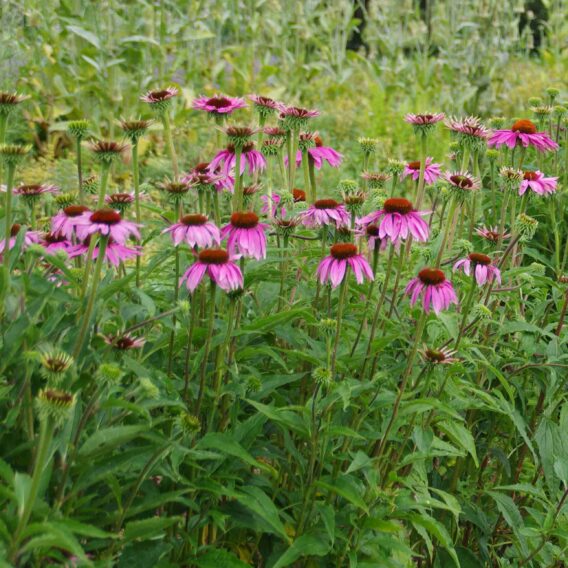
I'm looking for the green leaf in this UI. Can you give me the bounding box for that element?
[78,425,147,458]
[193,548,251,567]
[66,25,101,48]
[14,472,32,518]
[272,533,330,568]
[407,513,459,566]
[437,420,479,467]
[124,516,182,542]
[316,475,369,513]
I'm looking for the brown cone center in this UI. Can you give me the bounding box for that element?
[419,268,446,285]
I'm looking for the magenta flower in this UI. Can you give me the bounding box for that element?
[291,135,342,169]
[278,105,320,129]
[75,209,141,245]
[405,113,445,126]
[357,198,429,243]
[14,183,58,198]
[488,119,559,152]
[221,212,269,260]
[401,157,441,185]
[317,243,373,289]
[192,94,246,116]
[162,214,220,248]
[261,193,286,218]
[209,142,266,176]
[404,268,459,314]
[69,237,141,267]
[0,224,40,256]
[182,162,223,187]
[140,87,178,105]
[180,248,243,293]
[103,333,146,350]
[51,205,90,239]
[454,252,501,286]
[355,223,388,252]
[476,225,511,245]
[519,170,558,196]
[301,199,350,228]
[249,95,280,116]
[39,232,74,255]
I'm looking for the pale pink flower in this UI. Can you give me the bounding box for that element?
[488,119,559,152]
[162,214,220,248]
[519,170,558,196]
[453,253,501,286]
[75,209,141,245]
[221,212,269,260]
[209,142,266,176]
[401,157,441,185]
[51,205,90,239]
[317,243,374,289]
[180,249,243,292]
[301,199,350,228]
[404,268,458,314]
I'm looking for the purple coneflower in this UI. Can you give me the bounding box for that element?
[162,214,220,248]
[301,199,349,228]
[51,205,90,239]
[444,172,481,197]
[209,142,266,176]
[104,333,146,350]
[356,223,387,251]
[488,119,559,152]
[357,198,429,243]
[317,243,373,289]
[476,226,511,244]
[420,346,459,365]
[519,170,558,196]
[278,105,320,130]
[446,116,491,150]
[140,87,179,110]
[221,212,269,260]
[0,223,40,256]
[40,232,74,255]
[405,113,445,134]
[401,158,441,185]
[249,95,280,119]
[182,162,223,188]
[454,252,501,286]
[180,248,243,292]
[192,94,246,116]
[75,208,141,245]
[69,236,141,267]
[14,183,58,201]
[105,192,138,213]
[404,268,458,314]
[293,135,342,169]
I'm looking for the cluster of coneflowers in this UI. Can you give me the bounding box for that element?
[0,85,565,432]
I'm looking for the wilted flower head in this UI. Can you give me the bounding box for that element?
[343,191,366,217]
[0,144,30,166]
[193,94,246,116]
[89,140,128,164]
[105,192,137,213]
[35,388,75,425]
[159,179,193,203]
[249,95,280,119]
[404,112,445,135]
[361,171,391,190]
[264,126,287,138]
[499,167,524,192]
[274,217,300,238]
[278,104,320,130]
[67,119,90,139]
[475,225,510,245]
[261,137,285,157]
[140,87,179,112]
[120,118,152,143]
[0,91,28,115]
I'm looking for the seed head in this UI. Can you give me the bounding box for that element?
[67,119,90,139]
[0,92,28,116]
[358,137,379,156]
[120,118,152,143]
[0,144,30,167]
[36,388,75,425]
[337,179,358,195]
[89,140,128,165]
[39,350,73,384]
[312,366,333,388]
[514,213,538,241]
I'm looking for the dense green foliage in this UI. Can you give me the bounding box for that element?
[1,1,568,567]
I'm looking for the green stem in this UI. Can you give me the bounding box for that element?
[330,274,349,377]
[232,148,243,211]
[2,163,15,287]
[277,235,290,311]
[434,196,458,267]
[162,111,179,180]
[195,282,217,415]
[288,128,299,194]
[415,134,428,208]
[73,236,108,358]
[77,137,84,205]
[132,142,141,287]
[308,157,317,203]
[455,275,477,349]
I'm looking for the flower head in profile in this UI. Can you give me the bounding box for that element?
[301,199,349,228]
[361,171,391,190]
[162,214,220,248]
[69,236,141,267]
[274,217,300,238]
[358,137,378,156]
[0,92,28,115]
[75,208,141,244]
[317,243,374,289]
[51,205,90,239]
[401,158,441,185]
[357,197,429,243]
[67,119,90,139]
[140,87,179,112]
[39,350,73,383]
[420,346,459,365]
[35,388,75,425]
[404,268,458,314]
[14,183,58,204]
[278,104,320,131]
[488,119,559,152]
[404,112,445,135]
[39,232,74,255]
[0,144,30,166]
[103,333,146,350]
[120,118,152,143]
[444,172,481,202]
[519,170,558,196]
[180,248,243,292]
[292,134,342,169]
[221,212,269,260]
[209,142,266,176]
[159,179,194,203]
[0,223,41,256]
[89,140,128,164]
[249,95,280,119]
[261,137,285,157]
[192,94,246,117]
[357,223,386,252]
[105,192,137,213]
[454,252,501,286]
[475,225,510,245]
[182,162,223,192]
[446,116,491,151]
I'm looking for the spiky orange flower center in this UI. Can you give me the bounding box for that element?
[198,249,229,265]
[330,243,357,259]
[64,205,89,217]
[90,209,122,225]
[468,252,491,266]
[44,232,66,244]
[10,224,21,237]
[383,198,413,215]
[231,212,259,229]
[207,96,231,109]
[418,268,446,285]
[194,162,210,172]
[366,224,380,237]
[293,189,306,202]
[425,348,446,362]
[511,119,537,134]
[314,136,324,147]
[407,160,421,170]
[181,214,208,226]
[523,170,539,181]
[43,389,73,404]
[314,199,339,210]
[450,175,474,189]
